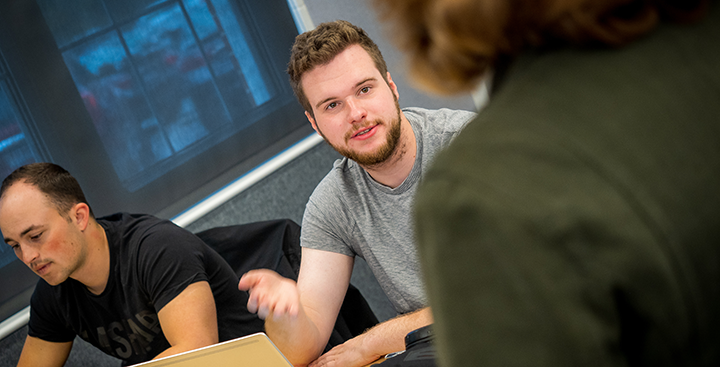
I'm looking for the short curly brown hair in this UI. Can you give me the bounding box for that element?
[287,20,389,118]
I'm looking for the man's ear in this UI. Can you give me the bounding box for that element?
[387,71,399,101]
[306,111,321,136]
[72,203,91,232]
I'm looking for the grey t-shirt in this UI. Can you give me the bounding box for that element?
[301,107,476,314]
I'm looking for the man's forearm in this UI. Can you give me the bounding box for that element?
[265,304,328,366]
[306,307,434,367]
[17,337,72,367]
[355,307,434,357]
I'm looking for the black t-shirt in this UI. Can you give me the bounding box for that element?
[27,213,263,365]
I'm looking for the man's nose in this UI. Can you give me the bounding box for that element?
[347,98,366,123]
[20,245,40,265]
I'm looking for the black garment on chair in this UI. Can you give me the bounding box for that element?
[195,219,378,350]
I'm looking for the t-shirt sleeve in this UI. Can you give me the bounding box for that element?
[135,222,210,312]
[300,177,356,258]
[27,281,76,342]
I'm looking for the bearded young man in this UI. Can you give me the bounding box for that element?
[238,20,475,367]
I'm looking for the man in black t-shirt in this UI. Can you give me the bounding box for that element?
[0,163,263,366]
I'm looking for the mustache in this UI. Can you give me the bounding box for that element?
[30,259,49,270]
[344,120,382,141]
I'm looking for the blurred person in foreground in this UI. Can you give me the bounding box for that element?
[238,20,475,367]
[373,0,720,366]
[0,163,263,366]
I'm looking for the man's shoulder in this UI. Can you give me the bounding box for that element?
[97,212,162,226]
[403,107,477,154]
[402,106,476,131]
[98,212,176,233]
[98,212,192,254]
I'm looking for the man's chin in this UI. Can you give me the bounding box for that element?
[39,272,68,286]
[41,277,62,286]
[335,119,401,165]
[347,149,396,167]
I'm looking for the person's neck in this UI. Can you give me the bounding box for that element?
[74,221,110,295]
[362,117,417,189]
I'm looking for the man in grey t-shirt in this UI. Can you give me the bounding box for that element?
[301,106,473,315]
[238,20,475,367]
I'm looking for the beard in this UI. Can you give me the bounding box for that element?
[323,98,403,167]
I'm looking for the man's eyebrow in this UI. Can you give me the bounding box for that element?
[20,225,39,238]
[5,225,40,244]
[315,96,337,110]
[355,77,377,88]
[313,77,378,110]
[3,234,15,245]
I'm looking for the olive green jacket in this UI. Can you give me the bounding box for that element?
[415,5,720,367]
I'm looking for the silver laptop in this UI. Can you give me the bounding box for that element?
[130,332,293,367]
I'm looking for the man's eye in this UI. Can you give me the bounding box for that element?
[326,102,338,110]
[360,86,370,94]
[30,233,42,240]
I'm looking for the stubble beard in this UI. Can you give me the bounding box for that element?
[45,236,88,286]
